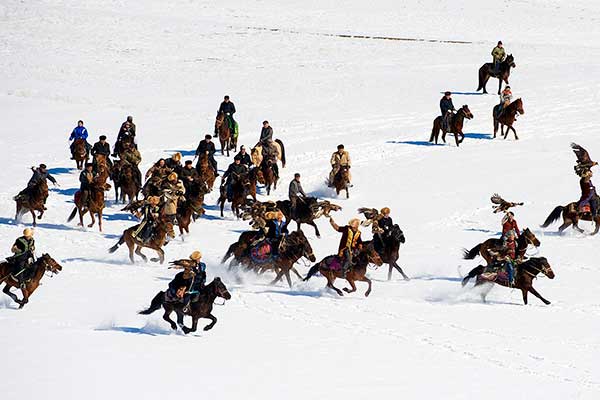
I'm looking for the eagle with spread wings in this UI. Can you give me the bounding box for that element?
[490,193,523,214]
[571,143,597,176]
[357,207,384,233]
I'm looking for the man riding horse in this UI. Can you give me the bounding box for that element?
[222,157,248,201]
[166,251,207,312]
[496,86,512,118]
[132,196,161,242]
[216,95,236,135]
[328,144,352,187]
[578,170,598,217]
[119,141,142,187]
[78,163,96,207]
[259,120,273,144]
[329,217,362,277]
[69,120,92,159]
[195,134,218,176]
[15,164,58,207]
[373,207,393,252]
[91,135,113,170]
[289,173,307,219]
[261,139,280,180]
[5,228,36,287]
[440,91,456,131]
[491,41,506,74]
[235,146,252,168]
[113,119,136,157]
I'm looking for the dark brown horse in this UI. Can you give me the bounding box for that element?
[493,98,524,139]
[477,54,516,94]
[176,178,209,236]
[333,165,350,199]
[67,180,109,232]
[108,217,175,264]
[196,152,216,191]
[139,277,231,333]
[115,162,140,204]
[0,253,62,308]
[429,105,474,147]
[14,180,48,226]
[72,138,89,170]
[474,257,555,305]
[218,174,252,218]
[375,225,410,281]
[304,243,383,297]
[256,160,278,195]
[215,111,232,157]
[541,197,600,235]
[461,228,541,286]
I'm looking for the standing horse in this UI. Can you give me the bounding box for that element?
[139,277,232,333]
[477,54,516,94]
[196,152,216,191]
[429,105,474,147]
[218,174,252,218]
[251,139,286,168]
[72,138,89,170]
[256,160,278,195]
[304,243,383,297]
[333,166,351,198]
[176,178,209,236]
[14,181,48,226]
[0,254,62,309]
[474,257,555,305]
[215,111,231,157]
[108,217,174,264]
[375,225,410,281]
[493,98,524,139]
[541,197,600,235]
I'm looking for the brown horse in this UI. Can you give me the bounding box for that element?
[256,160,278,195]
[541,198,600,235]
[108,217,175,264]
[67,180,109,232]
[196,152,216,191]
[333,165,350,198]
[116,162,140,204]
[139,277,232,333]
[493,98,524,139]
[218,174,252,218]
[215,111,231,157]
[461,228,541,286]
[177,178,209,236]
[0,253,62,308]
[304,243,383,297]
[477,54,516,94]
[251,139,286,168]
[474,257,555,305]
[429,105,474,147]
[72,138,89,170]
[14,181,48,226]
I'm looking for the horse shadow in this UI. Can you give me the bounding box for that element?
[62,257,130,266]
[164,149,196,157]
[95,324,175,337]
[255,289,324,298]
[51,187,78,196]
[463,133,492,140]
[387,140,442,147]
[412,275,463,283]
[464,228,501,235]
[102,212,136,222]
[0,217,74,232]
[47,167,76,175]
[440,91,485,96]
[201,214,221,221]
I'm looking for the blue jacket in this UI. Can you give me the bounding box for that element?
[70,126,89,141]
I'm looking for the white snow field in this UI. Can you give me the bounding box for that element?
[1,0,600,399]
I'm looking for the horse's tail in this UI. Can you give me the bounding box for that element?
[462,243,481,260]
[429,118,440,142]
[222,243,238,264]
[304,264,320,281]
[477,65,485,91]
[275,139,286,168]
[108,235,125,253]
[541,206,564,228]
[138,291,165,315]
[67,207,78,222]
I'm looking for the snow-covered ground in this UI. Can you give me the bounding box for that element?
[1,1,600,398]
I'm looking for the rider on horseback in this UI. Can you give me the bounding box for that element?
[440,91,456,132]
[195,135,219,176]
[289,173,307,219]
[374,207,393,251]
[161,172,186,224]
[113,120,136,156]
[222,157,248,201]
[578,170,598,217]
[6,228,36,287]
[165,152,183,177]
[497,86,512,118]
[69,120,91,159]
[259,121,273,144]
[133,196,161,242]
[166,250,207,312]
[216,95,236,134]
[120,116,136,136]
[235,146,252,168]
[119,141,142,187]
[261,139,280,180]
[262,211,288,256]
[180,160,200,193]
[79,163,96,207]
[91,135,113,170]
[15,164,58,207]
[329,144,351,187]
[329,217,362,277]
[501,211,520,239]
[491,41,506,74]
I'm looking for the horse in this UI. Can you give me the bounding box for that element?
[229,230,316,288]
[115,162,140,204]
[541,197,600,235]
[215,111,232,157]
[108,217,175,264]
[139,277,231,333]
[332,165,351,198]
[304,243,383,297]
[461,228,541,286]
[493,98,524,140]
[72,138,89,170]
[375,225,410,281]
[256,159,278,195]
[176,178,209,236]
[14,181,48,226]
[218,174,252,218]
[196,152,216,191]
[0,253,62,309]
[429,105,474,147]
[477,54,516,94]
[67,178,110,232]
[274,198,341,238]
[473,257,555,305]
[251,139,286,168]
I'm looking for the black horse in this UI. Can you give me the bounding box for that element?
[277,197,323,237]
[477,54,516,94]
[374,224,409,280]
[139,277,232,334]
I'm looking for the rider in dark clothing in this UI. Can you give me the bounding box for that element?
[120,116,136,136]
[289,173,306,219]
[374,207,393,251]
[222,158,248,201]
[8,229,36,286]
[216,95,236,134]
[259,121,273,144]
[440,92,456,131]
[79,164,96,206]
[91,135,112,170]
[166,251,206,311]
[195,135,218,176]
[180,161,200,193]
[234,146,252,168]
[27,164,57,188]
[578,171,598,217]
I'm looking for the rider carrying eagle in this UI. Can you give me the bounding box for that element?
[329,216,362,277]
[7,228,36,287]
[167,250,206,312]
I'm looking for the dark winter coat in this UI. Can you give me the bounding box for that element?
[260,126,273,143]
[223,163,247,183]
[195,140,216,157]
[219,101,236,115]
[288,179,306,199]
[91,141,111,157]
[579,178,597,203]
[27,168,57,188]
[234,152,252,167]
[440,97,455,116]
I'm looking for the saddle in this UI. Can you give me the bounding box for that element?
[579,204,591,214]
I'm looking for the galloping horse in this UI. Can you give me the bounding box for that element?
[196,152,216,191]
[332,165,351,198]
[218,174,252,218]
[0,253,62,309]
[14,180,48,226]
[177,178,209,236]
[375,225,409,281]
[493,98,524,140]
[477,54,516,94]
[304,243,383,297]
[115,162,140,204]
[429,105,474,147]
[108,217,175,264]
[72,138,89,170]
[251,139,286,168]
[474,257,555,305]
[541,197,600,235]
[215,111,232,157]
[67,158,110,232]
[139,277,232,333]
[256,159,278,195]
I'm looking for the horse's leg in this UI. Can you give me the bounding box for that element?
[326,275,344,296]
[493,118,498,138]
[387,265,393,281]
[3,285,22,306]
[135,245,148,263]
[162,309,177,330]
[441,129,447,143]
[98,211,103,232]
[342,277,357,294]
[30,209,37,227]
[392,261,410,280]
[361,275,372,297]
[558,219,571,234]
[203,314,217,331]
[454,130,460,147]
[291,267,303,280]
[573,218,585,234]
[18,286,30,309]
[511,126,519,140]
[88,211,95,228]
[527,286,551,305]
[346,187,349,199]
[306,221,320,238]
[498,77,503,95]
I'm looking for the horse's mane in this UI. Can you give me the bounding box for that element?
[520,257,547,272]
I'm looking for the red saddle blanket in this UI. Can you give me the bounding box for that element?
[250,241,273,263]
[579,204,591,213]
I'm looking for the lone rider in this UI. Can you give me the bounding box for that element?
[69,120,92,159]
[497,85,512,118]
[329,144,352,187]
[7,228,36,287]
[288,173,307,219]
[329,217,362,277]
[491,41,506,74]
[502,211,520,238]
[195,135,218,176]
[133,196,161,241]
[167,251,206,312]
[259,121,273,144]
[79,163,96,207]
[234,145,252,168]
[578,170,598,217]
[222,157,248,201]
[216,95,236,134]
[440,91,456,132]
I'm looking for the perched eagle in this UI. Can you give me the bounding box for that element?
[169,259,197,270]
[357,207,384,233]
[571,143,597,176]
[121,199,145,215]
[490,193,523,214]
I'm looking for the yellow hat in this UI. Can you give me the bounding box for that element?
[265,211,276,220]
[172,152,182,161]
[168,172,178,181]
[190,251,202,261]
[23,228,34,238]
[380,207,391,215]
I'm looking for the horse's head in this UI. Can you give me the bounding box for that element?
[461,105,474,119]
[289,230,316,262]
[363,243,383,266]
[212,277,232,300]
[522,228,540,247]
[505,54,515,68]
[39,253,63,275]
[530,257,555,279]
[515,98,524,115]
[391,225,406,244]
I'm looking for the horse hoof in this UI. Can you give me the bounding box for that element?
[204,325,213,331]
[365,292,371,297]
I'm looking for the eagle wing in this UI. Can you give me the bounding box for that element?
[169,259,196,270]
[571,143,592,164]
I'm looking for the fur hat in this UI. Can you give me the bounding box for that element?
[39,164,47,170]
[265,211,277,220]
[167,172,178,181]
[185,160,193,165]
[172,152,182,161]
[380,207,390,215]
[190,250,202,261]
[99,135,107,140]
[205,134,212,140]
[582,170,593,178]
[23,228,34,238]
[348,218,361,227]
[148,196,160,205]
